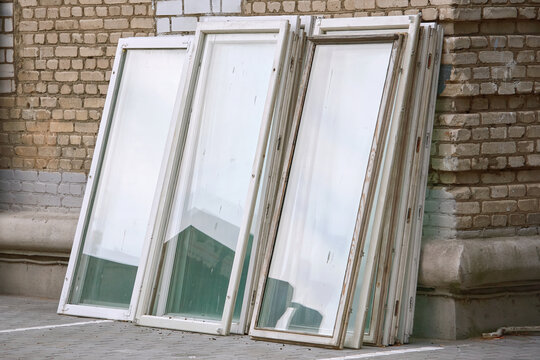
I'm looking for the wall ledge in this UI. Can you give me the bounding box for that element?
[0,211,78,254]
[418,236,540,291]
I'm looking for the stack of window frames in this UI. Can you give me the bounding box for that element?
[250,15,443,349]
[382,22,444,347]
[58,14,442,349]
[333,18,444,348]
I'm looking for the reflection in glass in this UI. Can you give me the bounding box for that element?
[258,43,393,336]
[69,49,187,308]
[163,229,253,321]
[152,34,278,322]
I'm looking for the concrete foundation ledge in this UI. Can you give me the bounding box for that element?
[0,261,67,299]
[414,235,540,340]
[0,210,77,298]
[0,210,78,254]
[418,236,540,290]
[413,288,540,340]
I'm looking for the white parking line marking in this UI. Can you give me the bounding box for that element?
[318,346,444,360]
[0,320,113,334]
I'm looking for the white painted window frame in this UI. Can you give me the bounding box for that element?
[370,23,435,348]
[309,15,422,349]
[134,20,291,336]
[240,22,310,335]
[248,27,407,348]
[57,36,193,321]
[395,24,444,345]
[188,21,309,333]
[324,21,442,348]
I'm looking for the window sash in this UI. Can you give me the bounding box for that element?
[57,36,193,322]
[134,21,291,336]
[311,16,428,349]
[389,23,444,347]
[249,34,404,349]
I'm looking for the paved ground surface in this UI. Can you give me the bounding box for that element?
[1,295,539,359]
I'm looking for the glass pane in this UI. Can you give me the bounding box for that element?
[69,48,187,308]
[152,33,278,322]
[257,42,393,336]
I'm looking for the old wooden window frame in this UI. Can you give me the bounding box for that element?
[391,23,444,346]
[248,31,406,348]
[195,16,312,334]
[57,36,193,321]
[313,16,421,349]
[134,20,291,336]
[311,16,444,349]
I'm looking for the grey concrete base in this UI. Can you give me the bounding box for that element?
[413,289,540,340]
[0,210,75,299]
[0,261,67,299]
[414,235,540,340]
[418,236,540,290]
[0,210,77,253]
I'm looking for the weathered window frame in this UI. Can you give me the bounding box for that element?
[134,21,291,336]
[311,16,419,348]
[249,31,406,349]
[57,36,193,321]
[313,16,422,349]
[195,17,312,334]
[387,23,444,347]
[311,16,444,349]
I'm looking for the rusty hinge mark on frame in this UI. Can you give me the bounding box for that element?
[251,290,257,305]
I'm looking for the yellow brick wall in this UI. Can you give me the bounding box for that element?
[0,0,155,172]
[1,0,539,235]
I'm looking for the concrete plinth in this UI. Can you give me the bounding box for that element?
[0,261,67,299]
[0,211,76,299]
[414,236,540,340]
